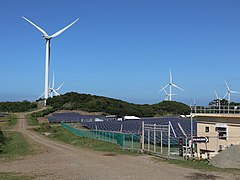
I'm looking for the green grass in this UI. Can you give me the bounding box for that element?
[154,158,240,175]
[26,114,39,126]
[7,114,17,128]
[0,114,17,129]
[0,172,33,180]
[35,124,138,155]
[0,131,35,160]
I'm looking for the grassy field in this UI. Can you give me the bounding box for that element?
[0,131,35,160]
[7,114,18,128]
[0,131,36,179]
[35,124,138,155]
[0,114,17,130]
[26,114,39,126]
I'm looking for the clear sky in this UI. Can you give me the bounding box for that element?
[1,0,240,105]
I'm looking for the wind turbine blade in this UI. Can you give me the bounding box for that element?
[172,83,184,91]
[223,92,228,99]
[225,80,230,91]
[170,69,172,83]
[214,90,218,99]
[230,90,240,94]
[22,16,48,36]
[50,18,79,38]
[38,92,45,99]
[159,84,169,92]
[163,88,168,94]
[160,86,167,94]
[53,89,60,96]
[52,72,55,89]
[56,82,64,91]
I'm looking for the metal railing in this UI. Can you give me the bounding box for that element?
[191,105,240,114]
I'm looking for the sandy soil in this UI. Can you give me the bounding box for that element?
[0,110,239,180]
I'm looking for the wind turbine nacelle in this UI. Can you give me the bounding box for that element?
[42,34,51,40]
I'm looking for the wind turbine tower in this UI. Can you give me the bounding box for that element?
[22,17,79,106]
[214,90,222,113]
[159,69,184,101]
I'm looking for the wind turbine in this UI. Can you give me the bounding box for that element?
[214,90,222,112]
[159,69,184,101]
[22,16,79,106]
[38,73,64,99]
[223,81,240,113]
[161,86,176,101]
[49,73,64,98]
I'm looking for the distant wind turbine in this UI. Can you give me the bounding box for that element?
[214,90,222,112]
[223,81,239,103]
[223,81,240,113]
[49,72,64,98]
[39,73,64,99]
[159,69,184,101]
[22,16,79,106]
[161,86,176,101]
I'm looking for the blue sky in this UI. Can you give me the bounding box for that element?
[1,0,240,105]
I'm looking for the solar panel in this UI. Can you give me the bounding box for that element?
[48,113,197,144]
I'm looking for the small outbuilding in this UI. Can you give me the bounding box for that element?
[123,116,140,121]
[195,117,240,159]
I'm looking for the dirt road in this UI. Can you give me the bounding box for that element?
[0,111,239,179]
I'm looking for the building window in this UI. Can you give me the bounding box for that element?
[205,126,209,132]
[216,127,227,140]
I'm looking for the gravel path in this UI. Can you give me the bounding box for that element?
[0,111,239,180]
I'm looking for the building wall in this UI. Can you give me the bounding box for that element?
[196,122,240,159]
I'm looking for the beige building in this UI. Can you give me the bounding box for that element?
[195,117,240,159]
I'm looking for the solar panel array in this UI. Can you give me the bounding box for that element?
[47,112,107,123]
[48,113,196,139]
[82,117,197,138]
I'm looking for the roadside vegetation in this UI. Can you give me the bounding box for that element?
[7,114,18,128]
[0,131,35,160]
[26,107,54,126]
[26,114,39,126]
[0,172,33,180]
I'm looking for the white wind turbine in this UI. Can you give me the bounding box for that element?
[161,86,176,101]
[22,16,79,106]
[214,90,222,112]
[223,81,240,113]
[38,73,64,99]
[159,69,184,101]
[49,73,64,98]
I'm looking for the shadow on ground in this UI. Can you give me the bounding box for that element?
[185,173,220,180]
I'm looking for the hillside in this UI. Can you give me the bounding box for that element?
[46,92,190,117]
[0,101,37,113]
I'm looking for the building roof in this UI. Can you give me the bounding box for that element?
[123,116,140,120]
[196,117,240,125]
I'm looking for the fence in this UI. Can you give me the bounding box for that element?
[61,123,141,151]
[191,105,240,114]
[61,122,190,160]
[141,122,190,159]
